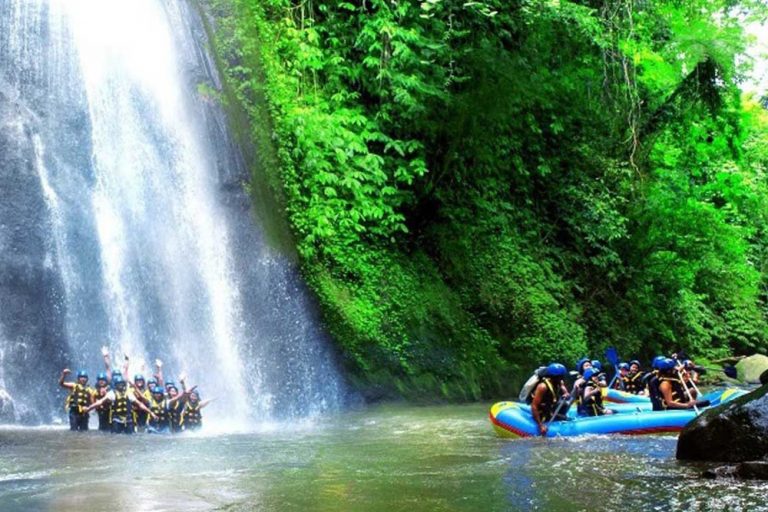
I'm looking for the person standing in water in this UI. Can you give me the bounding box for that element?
[59,369,94,431]
[86,375,156,434]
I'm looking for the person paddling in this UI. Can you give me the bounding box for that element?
[530,363,570,436]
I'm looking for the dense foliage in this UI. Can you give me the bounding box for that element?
[200,0,768,400]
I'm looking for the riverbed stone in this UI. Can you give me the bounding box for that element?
[735,354,768,384]
[760,369,768,385]
[677,383,768,462]
[702,461,768,480]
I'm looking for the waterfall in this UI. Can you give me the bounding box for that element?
[0,0,350,426]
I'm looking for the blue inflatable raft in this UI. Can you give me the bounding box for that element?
[490,388,744,438]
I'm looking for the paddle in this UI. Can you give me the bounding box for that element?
[605,347,622,390]
[547,394,573,428]
[674,359,701,415]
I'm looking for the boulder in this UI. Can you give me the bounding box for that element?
[761,368,768,386]
[736,354,768,384]
[677,383,768,462]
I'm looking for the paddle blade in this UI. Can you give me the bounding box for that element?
[605,346,620,366]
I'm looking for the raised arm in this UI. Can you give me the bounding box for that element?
[122,354,130,378]
[199,398,215,409]
[131,394,156,418]
[102,346,112,381]
[154,359,164,388]
[59,369,75,389]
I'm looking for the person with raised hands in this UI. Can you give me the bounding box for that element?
[86,374,156,434]
[59,368,94,431]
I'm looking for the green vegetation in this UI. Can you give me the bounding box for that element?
[200,0,768,400]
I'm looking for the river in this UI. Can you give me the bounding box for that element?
[1,403,766,511]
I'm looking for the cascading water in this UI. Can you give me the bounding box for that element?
[0,0,350,426]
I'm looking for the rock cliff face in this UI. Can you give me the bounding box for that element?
[677,384,768,462]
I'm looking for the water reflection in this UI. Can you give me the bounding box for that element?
[1,405,767,512]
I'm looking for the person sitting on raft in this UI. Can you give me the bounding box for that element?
[657,358,710,410]
[590,360,608,387]
[59,369,94,431]
[645,356,666,411]
[578,367,615,416]
[570,358,592,399]
[531,363,570,436]
[86,375,156,434]
[611,362,629,390]
[623,360,646,395]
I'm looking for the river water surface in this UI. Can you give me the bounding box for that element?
[1,403,766,512]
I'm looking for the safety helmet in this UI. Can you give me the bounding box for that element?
[77,370,88,379]
[134,374,145,382]
[190,390,200,400]
[147,377,157,385]
[591,360,603,372]
[113,375,125,385]
[658,358,676,371]
[683,359,694,368]
[546,363,567,377]
[152,386,164,395]
[583,367,599,380]
[629,359,641,369]
[651,356,665,369]
[576,357,592,373]
[112,369,122,376]
[165,380,175,388]
[618,362,629,371]
[97,372,108,382]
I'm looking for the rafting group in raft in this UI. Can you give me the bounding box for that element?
[59,347,213,434]
[489,353,745,438]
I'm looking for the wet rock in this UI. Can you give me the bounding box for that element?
[702,461,768,480]
[677,383,768,462]
[760,368,768,386]
[735,354,768,384]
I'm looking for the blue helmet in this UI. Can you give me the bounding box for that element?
[152,386,164,395]
[134,374,145,382]
[651,356,666,369]
[546,363,567,377]
[147,377,157,385]
[583,367,599,380]
[658,358,676,371]
[591,360,603,372]
[576,357,591,373]
[97,372,108,382]
[112,368,122,376]
[77,370,88,379]
[618,362,630,370]
[165,380,175,388]
[112,375,125,385]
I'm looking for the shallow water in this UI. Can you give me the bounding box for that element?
[1,404,766,511]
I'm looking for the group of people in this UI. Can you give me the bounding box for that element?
[59,347,213,434]
[527,354,707,435]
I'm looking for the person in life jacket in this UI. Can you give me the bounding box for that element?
[623,360,646,395]
[92,372,112,431]
[645,356,666,411]
[611,363,629,390]
[165,381,186,433]
[680,360,699,399]
[590,360,608,387]
[59,369,94,431]
[181,389,214,431]
[569,358,593,399]
[130,374,151,432]
[147,385,170,433]
[86,375,156,434]
[530,363,571,436]
[579,367,615,416]
[657,358,698,410]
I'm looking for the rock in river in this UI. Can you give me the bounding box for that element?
[677,383,768,462]
[735,354,768,384]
